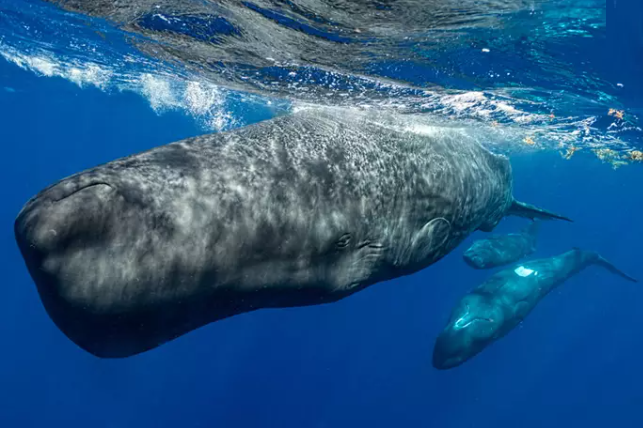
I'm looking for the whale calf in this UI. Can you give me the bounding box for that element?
[15,107,572,358]
[463,220,540,269]
[433,248,637,370]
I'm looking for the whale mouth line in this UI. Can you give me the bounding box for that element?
[454,316,492,330]
[51,182,114,203]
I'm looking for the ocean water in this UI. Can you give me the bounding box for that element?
[1,1,642,427]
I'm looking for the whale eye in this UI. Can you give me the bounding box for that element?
[336,233,351,249]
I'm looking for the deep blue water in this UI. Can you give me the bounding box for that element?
[2,1,643,427]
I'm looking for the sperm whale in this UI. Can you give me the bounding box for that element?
[463,220,540,269]
[15,107,572,358]
[434,248,636,370]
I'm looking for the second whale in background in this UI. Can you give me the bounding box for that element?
[463,220,541,269]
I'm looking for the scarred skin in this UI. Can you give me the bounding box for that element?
[15,107,569,358]
[433,248,637,370]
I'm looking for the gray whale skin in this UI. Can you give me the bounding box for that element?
[14,108,571,358]
[463,220,540,269]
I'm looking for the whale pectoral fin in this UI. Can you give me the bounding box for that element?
[514,300,532,319]
[408,217,452,265]
[508,200,573,222]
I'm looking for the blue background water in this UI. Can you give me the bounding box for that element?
[2,2,643,428]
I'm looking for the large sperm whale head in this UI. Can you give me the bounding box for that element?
[432,293,503,369]
[13,148,215,358]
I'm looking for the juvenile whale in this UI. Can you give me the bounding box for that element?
[433,248,637,370]
[14,107,572,358]
[463,220,540,269]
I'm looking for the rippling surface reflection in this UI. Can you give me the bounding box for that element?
[1,0,641,165]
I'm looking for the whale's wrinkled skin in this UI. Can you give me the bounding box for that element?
[433,248,637,370]
[463,220,540,269]
[15,107,570,358]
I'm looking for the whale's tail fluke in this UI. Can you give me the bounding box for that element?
[573,248,639,282]
[595,254,638,283]
[508,200,573,222]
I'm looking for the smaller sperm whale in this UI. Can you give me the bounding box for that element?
[463,221,540,269]
[433,248,637,370]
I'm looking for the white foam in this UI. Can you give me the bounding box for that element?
[139,73,179,112]
[1,42,639,162]
[436,91,543,124]
[0,43,238,131]
[1,48,113,89]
